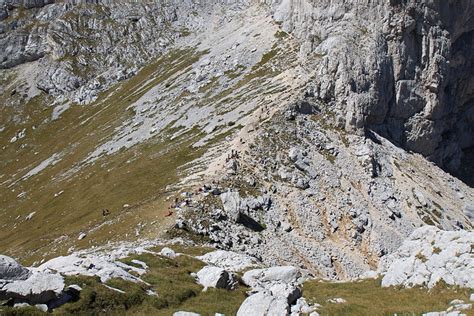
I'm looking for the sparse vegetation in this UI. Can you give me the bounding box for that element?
[302,278,473,316]
[33,249,247,315]
[415,252,428,262]
[0,49,209,264]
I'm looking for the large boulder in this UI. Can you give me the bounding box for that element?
[237,292,289,316]
[220,191,242,222]
[0,255,31,281]
[379,226,474,288]
[242,266,301,288]
[0,270,64,304]
[196,266,235,290]
[197,250,257,272]
[237,266,304,315]
[159,247,177,258]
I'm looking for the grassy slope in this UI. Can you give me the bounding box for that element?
[303,278,473,316]
[0,245,247,316]
[0,27,291,264]
[0,49,206,264]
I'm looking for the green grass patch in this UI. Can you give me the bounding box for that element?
[52,251,247,315]
[302,278,472,316]
[0,48,208,264]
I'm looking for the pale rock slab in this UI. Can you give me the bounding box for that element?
[196,266,235,290]
[380,226,474,288]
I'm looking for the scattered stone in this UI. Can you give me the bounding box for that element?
[196,266,235,290]
[78,232,87,240]
[291,297,318,315]
[67,284,82,292]
[25,212,36,221]
[159,247,176,258]
[327,297,346,304]
[35,304,48,312]
[173,311,201,316]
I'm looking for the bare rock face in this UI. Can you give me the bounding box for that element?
[2,0,472,173]
[270,0,474,172]
[197,250,257,272]
[1,270,64,304]
[237,266,304,316]
[379,226,474,288]
[195,266,235,290]
[0,255,31,280]
[0,255,64,305]
[0,0,211,103]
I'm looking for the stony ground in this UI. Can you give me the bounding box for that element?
[1,239,473,315]
[0,1,473,315]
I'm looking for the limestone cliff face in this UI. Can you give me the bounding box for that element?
[270,0,474,172]
[1,0,472,172]
[0,0,197,103]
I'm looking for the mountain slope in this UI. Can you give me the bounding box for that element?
[0,0,472,280]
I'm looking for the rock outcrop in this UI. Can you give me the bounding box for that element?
[269,0,474,172]
[379,226,474,288]
[197,250,257,272]
[0,255,64,306]
[195,266,235,290]
[1,0,473,290]
[0,255,31,280]
[38,254,145,283]
[237,266,305,316]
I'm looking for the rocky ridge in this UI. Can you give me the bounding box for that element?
[269,0,474,173]
[0,0,473,313]
[174,101,473,279]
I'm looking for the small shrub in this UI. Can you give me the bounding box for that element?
[415,252,428,262]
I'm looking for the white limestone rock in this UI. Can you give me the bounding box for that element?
[237,266,303,315]
[242,266,301,289]
[220,191,242,222]
[196,266,235,290]
[237,292,289,316]
[0,255,31,280]
[173,312,201,316]
[290,297,317,315]
[1,269,64,304]
[380,226,474,288]
[197,250,257,272]
[159,247,176,258]
[38,254,144,283]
